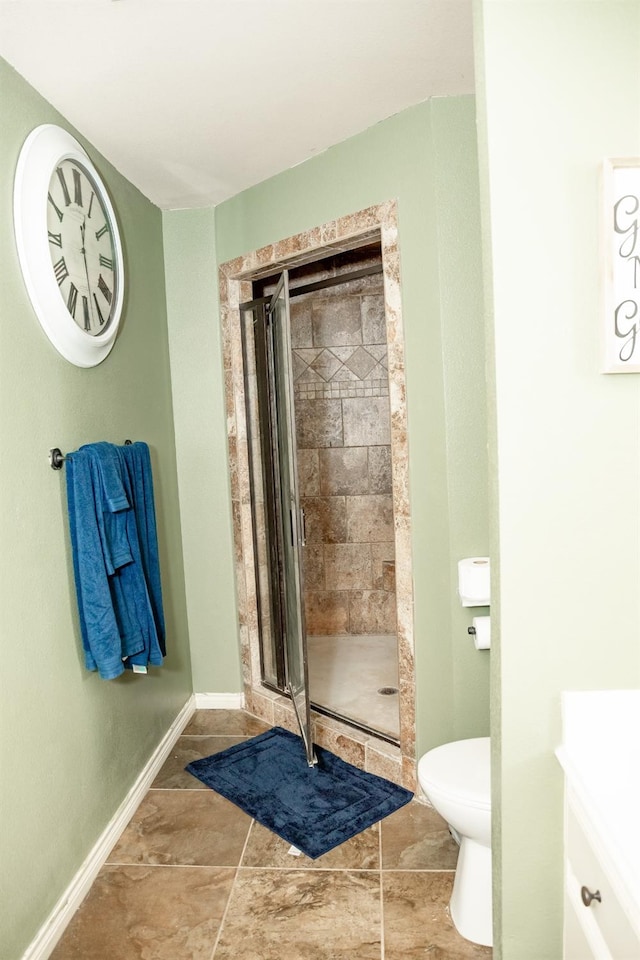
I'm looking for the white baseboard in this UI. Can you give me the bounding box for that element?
[22,695,196,960]
[194,691,245,709]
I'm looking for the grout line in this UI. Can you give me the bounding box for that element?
[221,864,454,874]
[379,816,385,960]
[208,818,256,960]
[238,817,256,870]
[104,861,239,870]
[103,859,454,874]
[178,733,258,740]
[231,865,381,873]
[147,787,208,791]
[380,867,456,873]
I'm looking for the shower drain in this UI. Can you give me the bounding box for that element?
[377,686,399,696]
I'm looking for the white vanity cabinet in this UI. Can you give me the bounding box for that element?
[558,691,640,960]
[563,787,639,958]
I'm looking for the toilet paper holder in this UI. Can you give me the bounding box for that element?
[468,615,491,650]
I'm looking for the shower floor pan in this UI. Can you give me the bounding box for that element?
[307,634,400,741]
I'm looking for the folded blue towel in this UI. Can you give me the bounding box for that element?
[118,442,166,656]
[65,442,165,679]
[66,448,126,679]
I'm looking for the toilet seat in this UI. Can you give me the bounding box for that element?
[418,738,490,810]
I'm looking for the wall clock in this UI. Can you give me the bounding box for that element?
[13,124,124,367]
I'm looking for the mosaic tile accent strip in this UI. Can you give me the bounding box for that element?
[295,379,389,401]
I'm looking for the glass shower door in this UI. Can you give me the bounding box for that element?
[239,300,285,691]
[268,272,316,765]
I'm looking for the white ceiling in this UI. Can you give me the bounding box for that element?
[0,0,475,210]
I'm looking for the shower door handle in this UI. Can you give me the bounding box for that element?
[300,507,307,546]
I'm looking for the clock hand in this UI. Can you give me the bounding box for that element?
[79,219,95,331]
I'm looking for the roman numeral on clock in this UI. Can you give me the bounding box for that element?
[72,168,83,207]
[87,192,95,218]
[82,296,91,332]
[95,224,109,241]
[99,254,113,270]
[56,167,71,206]
[92,293,106,327]
[67,283,78,318]
[53,256,68,286]
[48,231,62,247]
[97,274,112,304]
[48,192,64,223]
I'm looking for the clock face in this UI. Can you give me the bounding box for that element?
[14,124,124,366]
[47,159,118,337]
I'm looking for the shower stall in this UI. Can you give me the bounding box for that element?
[239,242,400,756]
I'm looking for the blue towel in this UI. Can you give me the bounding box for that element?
[65,442,165,679]
[118,443,166,655]
[66,448,127,679]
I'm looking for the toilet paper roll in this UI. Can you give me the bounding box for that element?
[471,616,491,650]
[458,557,490,607]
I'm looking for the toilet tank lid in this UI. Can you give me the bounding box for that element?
[418,737,490,808]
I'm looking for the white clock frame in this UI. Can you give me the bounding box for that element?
[13,124,124,367]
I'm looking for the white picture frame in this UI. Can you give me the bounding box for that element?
[601,158,640,374]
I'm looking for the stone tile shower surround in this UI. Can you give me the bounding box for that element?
[291,275,398,637]
[218,202,416,790]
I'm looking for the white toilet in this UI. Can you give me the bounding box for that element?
[417,737,492,947]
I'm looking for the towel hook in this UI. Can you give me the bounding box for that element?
[49,440,133,470]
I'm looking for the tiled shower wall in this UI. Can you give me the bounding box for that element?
[291,274,398,636]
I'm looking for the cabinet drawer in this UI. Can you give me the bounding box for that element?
[567,805,639,959]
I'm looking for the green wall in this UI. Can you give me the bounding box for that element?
[475,2,640,957]
[169,96,490,752]
[163,210,241,692]
[431,100,491,740]
[0,60,192,959]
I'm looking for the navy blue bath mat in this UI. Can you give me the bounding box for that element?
[186,726,412,859]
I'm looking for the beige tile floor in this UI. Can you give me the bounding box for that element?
[51,710,492,960]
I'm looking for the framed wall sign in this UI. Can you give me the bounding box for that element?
[602,158,640,373]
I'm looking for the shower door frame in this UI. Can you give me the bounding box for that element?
[242,261,400,749]
[219,201,417,790]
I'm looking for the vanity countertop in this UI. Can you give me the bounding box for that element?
[556,689,640,933]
